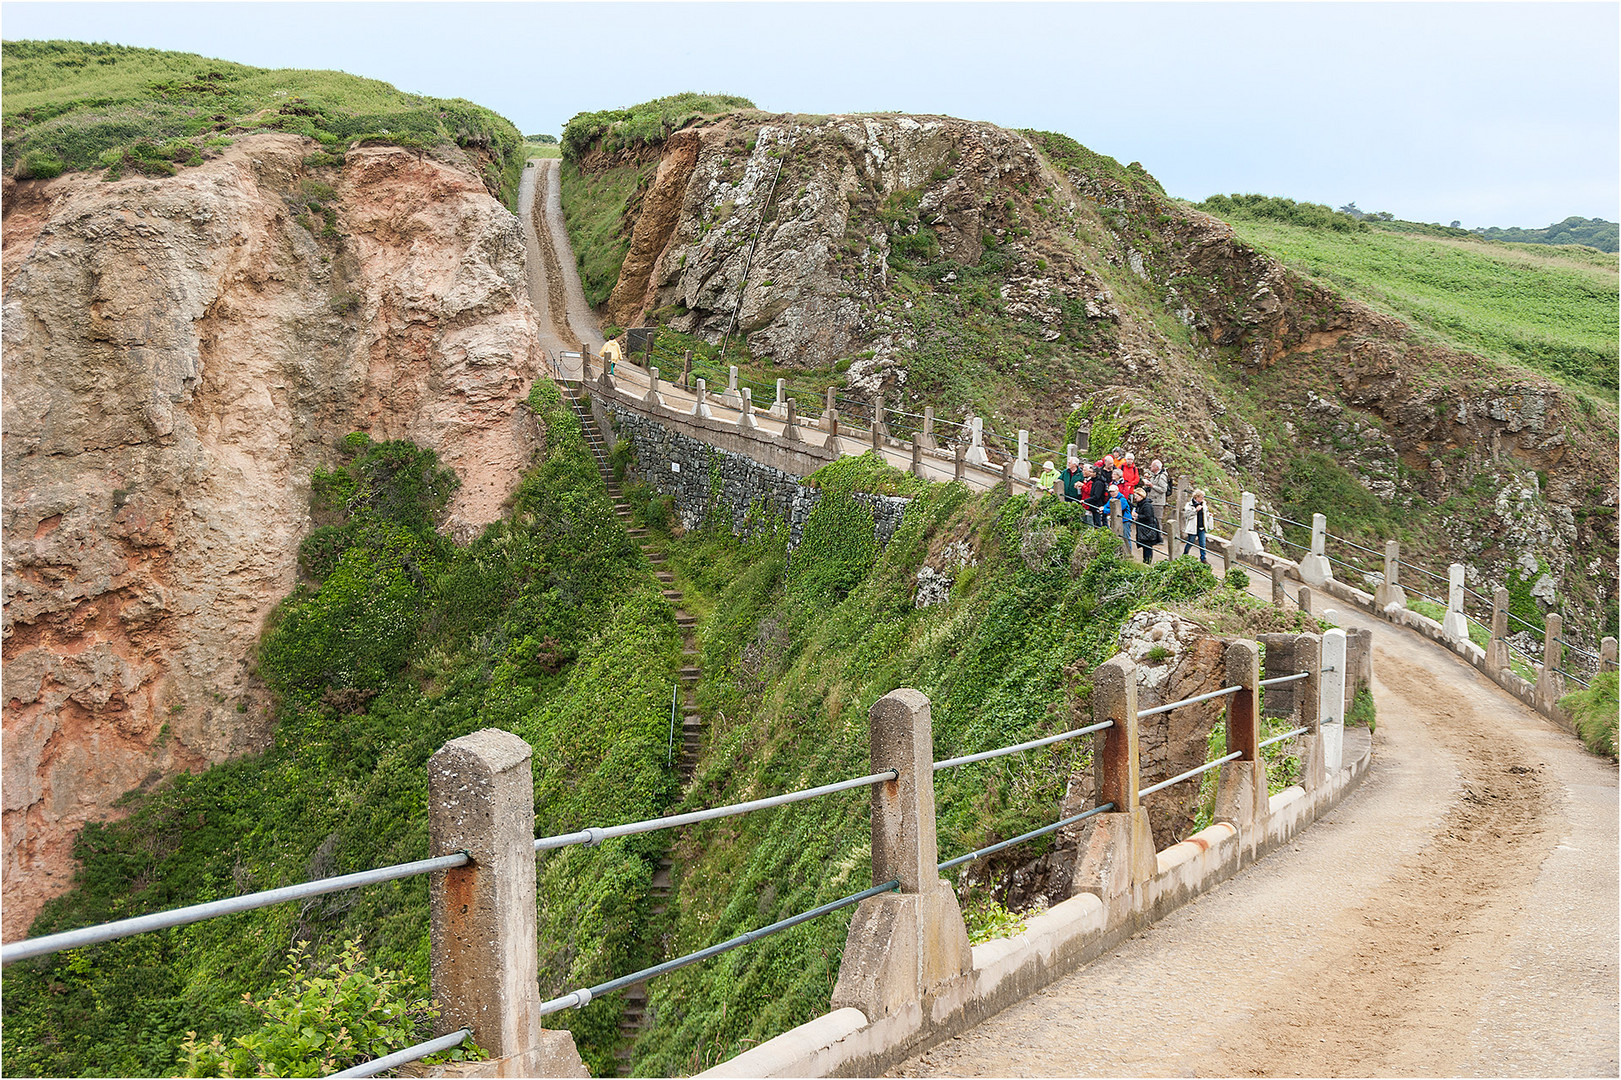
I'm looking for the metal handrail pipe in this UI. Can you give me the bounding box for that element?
[0,851,471,966]
[1257,726,1308,750]
[1269,534,1312,555]
[933,721,1114,771]
[1397,559,1451,586]
[1137,684,1242,719]
[1259,671,1310,688]
[330,1029,473,1078]
[1250,507,1315,531]
[533,770,898,853]
[538,878,903,1016]
[1559,638,1602,661]
[1325,534,1385,558]
[1560,669,1592,689]
[937,802,1117,872]
[1138,751,1244,798]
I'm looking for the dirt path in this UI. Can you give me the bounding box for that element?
[517,158,604,364]
[894,587,1618,1077]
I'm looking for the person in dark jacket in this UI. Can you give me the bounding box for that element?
[1084,462,1110,526]
[1061,456,1086,503]
[1132,489,1160,563]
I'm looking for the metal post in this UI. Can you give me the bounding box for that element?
[428,730,544,1062]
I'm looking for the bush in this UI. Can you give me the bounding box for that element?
[1560,671,1618,758]
[560,92,755,161]
[1196,193,1365,232]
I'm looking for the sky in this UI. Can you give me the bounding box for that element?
[3,2,1617,228]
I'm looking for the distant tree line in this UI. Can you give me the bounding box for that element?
[1472,216,1618,254]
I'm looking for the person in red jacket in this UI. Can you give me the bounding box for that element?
[1119,453,1140,496]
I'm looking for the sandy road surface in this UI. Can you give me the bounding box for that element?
[517,158,603,364]
[895,585,1617,1077]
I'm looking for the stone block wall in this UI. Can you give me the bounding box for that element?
[606,404,910,548]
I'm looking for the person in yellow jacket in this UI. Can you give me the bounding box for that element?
[1036,460,1061,497]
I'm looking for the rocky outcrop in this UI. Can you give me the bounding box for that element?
[2,134,544,935]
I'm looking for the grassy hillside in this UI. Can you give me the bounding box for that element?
[2,40,525,206]
[1196,198,1619,396]
[1,384,682,1078]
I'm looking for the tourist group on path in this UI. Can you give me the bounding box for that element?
[1033,448,1208,564]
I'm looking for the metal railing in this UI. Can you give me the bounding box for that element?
[332,1029,472,1078]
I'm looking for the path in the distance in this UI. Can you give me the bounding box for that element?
[894,576,1617,1078]
[518,158,604,369]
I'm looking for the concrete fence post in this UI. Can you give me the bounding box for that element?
[1297,586,1311,614]
[831,691,971,1020]
[692,378,714,420]
[681,349,694,389]
[1013,430,1031,480]
[1487,587,1510,672]
[871,394,884,450]
[1214,640,1268,864]
[1065,442,1077,464]
[1375,540,1406,611]
[966,417,990,466]
[1299,513,1332,585]
[823,386,838,433]
[723,365,742,409]
[1172,479,1191,535]
[782,397,801,443]
[1442,563,1469,643]
[644,367,662,408]
[920,405,937,450]
[1001,459,1015,496]
[428,730,584,1074]
[1320,628,1346,773]
[739,387,759,430]
[770,378,788,419]
[1270,563,1287,607]
[953,440,966,482]
[1071,656,1156,926]
[1233,492,1265,558]
[1536,613,1564,710]
[910,435,926,480]
[1602,637,1618,672]
[1259,634,1324,802]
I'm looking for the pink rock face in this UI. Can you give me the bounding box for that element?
[1,135,544,937]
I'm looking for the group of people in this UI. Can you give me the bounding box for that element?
[1034,448,1209,564]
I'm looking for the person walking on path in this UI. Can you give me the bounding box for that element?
[1037,460,1061,498]
[1120,453,1140,496]
[1182,489,1208,563]
[1062,456,1086,503]
[1132,489,1160,563]
[1144,460,1169,561]
[1085,463,1111,526]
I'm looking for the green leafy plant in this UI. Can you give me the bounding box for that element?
[961,894,1027,944]
[1560,671,1617,758]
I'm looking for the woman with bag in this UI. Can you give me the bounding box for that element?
[1132,489,1160,563]
[1181,490,1208,564]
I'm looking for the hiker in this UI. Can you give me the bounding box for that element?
[1182,489,1209,564]
[1111,483,1134,548]
[1037,459,1061,497]
[1119,452,1140,496]
[1133,489,1161,563]
[1084,461,1110,526]
[1145,459,1169,514]
[1061,456,1086,503]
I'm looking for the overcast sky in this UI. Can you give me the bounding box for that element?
[4,1,1616,228]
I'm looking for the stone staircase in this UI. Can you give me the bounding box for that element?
[562,386,703,1073]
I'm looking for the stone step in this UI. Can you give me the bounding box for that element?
[662,589,684,601]
[683,717,703,728]
[651,868,672,890]
[655,571,675,582]
[679,667,700,679]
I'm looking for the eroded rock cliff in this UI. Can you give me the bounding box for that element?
[2,134,544,934]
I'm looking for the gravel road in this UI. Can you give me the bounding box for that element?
[517,158,603,363]
[894,583,1617,1078]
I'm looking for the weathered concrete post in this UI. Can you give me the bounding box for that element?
[1298,586,1312,615]
[1172,478,1191,538]
[681,349,694,389]
[871,394,884,450]
[1536,613,1565,710]
[1231,492,1265,558]
[1214,640,1268,864]
[770,378,788,419]
[823,386,839,433]
[1375,540,1407,611]
[953,439,966,482]
[1270,563,1287,607]
[920,405,937,450]
[1259,634,1324,802]
[1487,587,1510,672]
[722,365,742,409]
[1602,637,1619,673]
[739,387,759,429]
[1107,494,1129,559]
[1442,563,1469,643]
[831,691,971,1020]
[580,348,593,381]
[1001,459,1015,496]
[1299,513,1333,585]
[644,367,662,408]
[596,356,615,396]
[428,730,585,1075]
[692,378,714,420]
[965,417,990,466]
[1320,628,1346,773]
[910,435,926,479]
[1072,656,1156,926]
[782,397,802,443]
[1013,430,1031,480]
[1065,442,1077,464]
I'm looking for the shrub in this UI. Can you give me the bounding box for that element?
[1560,671,1618,758]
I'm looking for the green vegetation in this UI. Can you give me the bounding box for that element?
[1202,209,1619,394]
[1,383,679,1078]
[1560,671,1618,758]
[558,157,653,307]
[1197,193,1365,232]
[1346,684,1376,731]
[524,141,562,160]
[1021,129,1165,196]
[3,40,524,206]
[560,92,754,161]
[1475,216,1618,254]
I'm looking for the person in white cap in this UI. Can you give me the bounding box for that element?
[1037,459,1060,497]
